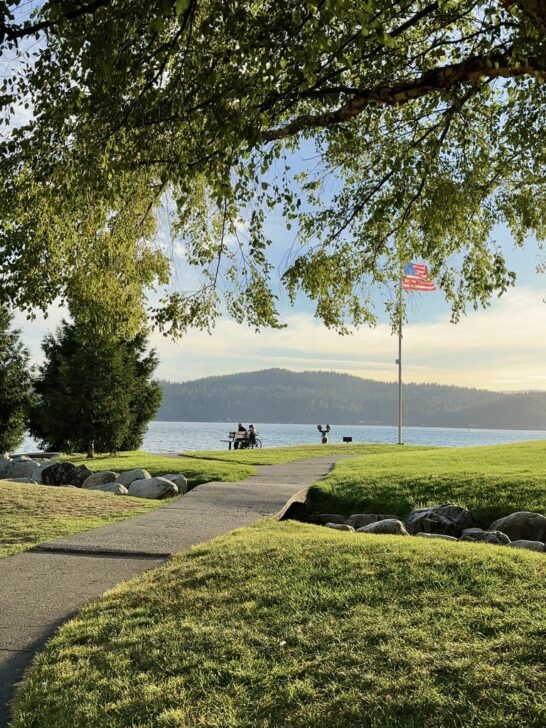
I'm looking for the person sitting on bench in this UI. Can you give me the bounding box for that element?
[234,423,247,449]
[248,424,256,445]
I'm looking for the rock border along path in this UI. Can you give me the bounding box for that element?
[0,455,342,728]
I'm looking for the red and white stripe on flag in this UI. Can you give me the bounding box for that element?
[402,263,436,292]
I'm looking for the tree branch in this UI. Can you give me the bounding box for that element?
[0,0,113,44]
[261,50,546,142]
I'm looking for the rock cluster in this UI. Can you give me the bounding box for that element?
[312,504,546,553]
[0,454,188,500]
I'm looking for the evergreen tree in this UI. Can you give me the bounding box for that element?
[0,307,33,453]
[29,322,162,456]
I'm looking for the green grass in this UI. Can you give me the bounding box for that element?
[62,450,256,486]
[0,480,162,559]
[1,452,255,558]
[13,519,546,728]
[309,440,546,526]
[180,443,426,466]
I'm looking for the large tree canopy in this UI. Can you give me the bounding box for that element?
[1,0,545,335]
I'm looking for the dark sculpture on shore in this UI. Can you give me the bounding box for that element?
[317,424,331,444]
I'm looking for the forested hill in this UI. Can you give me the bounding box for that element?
[156,369,546,430]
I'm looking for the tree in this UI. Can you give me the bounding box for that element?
[1,1,546,335]
[0,307,33,453]
[29,322,162,456]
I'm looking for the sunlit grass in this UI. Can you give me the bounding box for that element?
[310,440,546,526]
[13,520,546,728]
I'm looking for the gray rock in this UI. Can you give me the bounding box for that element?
[507,540,545,553]
[416,533,458,541]
[38,459,56,471]
[41,462,92,487]
[116,469,152,487]
[489,512,546,543]
[460,530,510,545]
[345,513,398,530]
[461,528,484,538]
[9,460,41,481]
[309,513,347,525]
[357,519,409,536]
[406,504,474,537]
[0,460,13,478]
[128,476,178,499]
[325,523,355,532]
[12,455,33,462]
[5,478,40,485]
[86,482,129,495]
[82,471,119,489]
[160,473,189,494]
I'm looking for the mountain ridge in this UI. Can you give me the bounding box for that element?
[156,368,546,430]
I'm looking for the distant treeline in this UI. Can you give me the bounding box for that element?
[156,368,546,430]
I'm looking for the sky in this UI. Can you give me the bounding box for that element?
[15,222,545,391]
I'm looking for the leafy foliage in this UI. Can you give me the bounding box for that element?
[29,322,162,455]
[1,2,546,333]
[0,306,32,452]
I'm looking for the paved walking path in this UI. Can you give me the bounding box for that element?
[0,456,341,728]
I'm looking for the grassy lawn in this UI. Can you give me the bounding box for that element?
[0,480,162,559]
[13,519,546,728]
[180,442,426,466]
[1,452,256,559]
[309,440,546,526]
[63,450,256,486]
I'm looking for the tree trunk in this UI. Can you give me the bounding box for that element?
[87,441,95,459]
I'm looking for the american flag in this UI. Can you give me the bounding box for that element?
[402,263,436,292]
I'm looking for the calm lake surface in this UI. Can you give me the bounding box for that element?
[19,421,546,454]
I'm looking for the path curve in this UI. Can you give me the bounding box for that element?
[0,455,342,727]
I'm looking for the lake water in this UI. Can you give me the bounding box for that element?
[19,421,546,454]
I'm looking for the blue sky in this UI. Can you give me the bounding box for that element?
[15,211,545,391]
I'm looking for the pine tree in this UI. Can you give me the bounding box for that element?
[29,322,162,456]
[0,307,33,453]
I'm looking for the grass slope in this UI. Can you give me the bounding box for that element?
[63,451,256,486]
[180,443,426,466]
[0,481,161,559]
[13,520,546,728]
[309,440,546,526]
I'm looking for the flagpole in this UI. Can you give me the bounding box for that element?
[397,273,403,445]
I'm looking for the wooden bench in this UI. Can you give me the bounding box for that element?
[222,431,262,450]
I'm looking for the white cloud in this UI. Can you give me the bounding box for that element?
[14,286,546,392]
[150,285,546,390]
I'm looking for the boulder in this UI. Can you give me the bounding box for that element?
[507,540,546,553]
[308,513,347,525]
[345,513,398,530]
[116,469,152,487]
[405,504,474,537]
[86,482,129,495]
[82,471,119,489]
[5,478,40,485]
[460,530,510,545]
[416,533,458,541]
[357,519,409,536]
[12,455,33,462]
[38,459,56,471]
[128,477,178,499]
[40,462,92,487]
[325,523,355,532]
[160,473,189,494]
[0,460,13,478]
[489,512,546,543]
[9,460,41,481]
